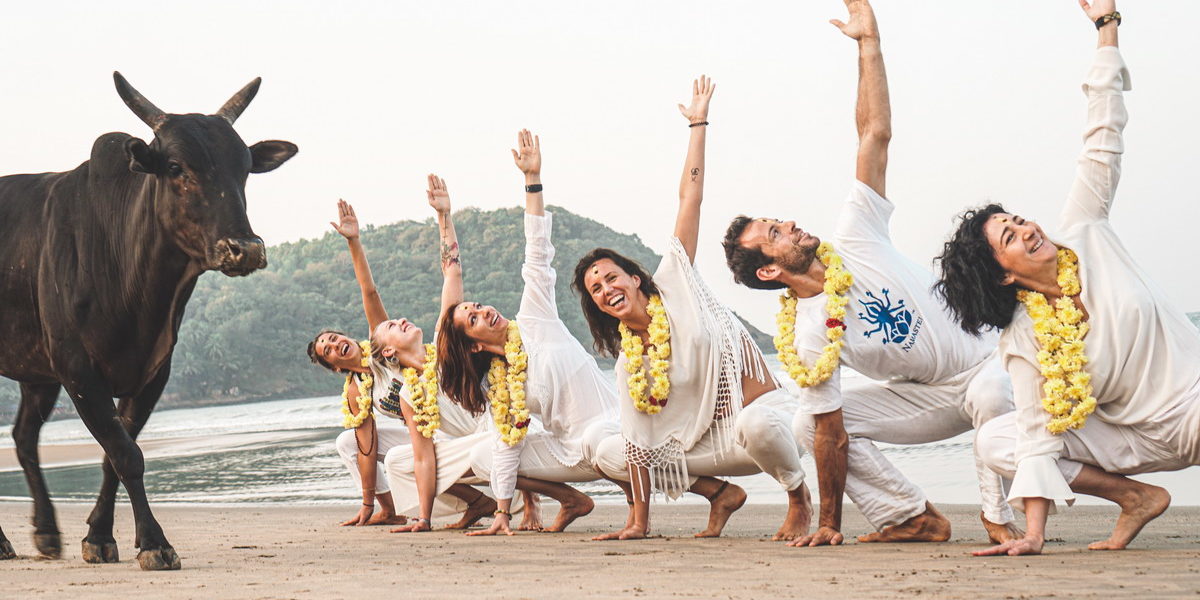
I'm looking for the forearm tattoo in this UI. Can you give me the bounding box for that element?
[440,240,460,269]
[690,167,700,182]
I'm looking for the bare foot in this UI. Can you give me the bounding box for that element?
[1088,483,1171,551]
[365,512,408,526]
[773,484,813,541]
[544,494,595,533]
[592,525,649,541]
[858,502,951,543]
[445,495,498,530]
[981,512,1023,544]
[518,496,543,531]
[695,483,747,538]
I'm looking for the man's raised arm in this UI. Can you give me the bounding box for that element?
[833,0,891,197]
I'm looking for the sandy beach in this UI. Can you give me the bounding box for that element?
[0,501,1197,599]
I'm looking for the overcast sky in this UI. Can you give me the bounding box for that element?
[3,1,1197,331]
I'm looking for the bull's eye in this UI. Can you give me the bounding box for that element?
[167,162,183,178]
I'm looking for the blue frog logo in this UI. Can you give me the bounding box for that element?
[857,289,913,345]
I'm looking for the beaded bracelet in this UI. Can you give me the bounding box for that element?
[1094,11,1121,30]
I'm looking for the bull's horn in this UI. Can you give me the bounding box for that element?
[215,77,262,125]
[113,72,166,130]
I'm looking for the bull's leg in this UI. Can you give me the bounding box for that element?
[68,379,179,571]
[82,364,170,564]
[13,382,63,558]
[0,525,14,559]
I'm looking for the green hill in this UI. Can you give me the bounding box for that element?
[0,206,772,421]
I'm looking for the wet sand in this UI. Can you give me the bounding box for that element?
[1,502,1197,599]
[0,431,318,472]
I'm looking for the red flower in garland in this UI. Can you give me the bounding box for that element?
[825,318,847,331]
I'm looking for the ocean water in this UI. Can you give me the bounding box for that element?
[2,364,1198,508]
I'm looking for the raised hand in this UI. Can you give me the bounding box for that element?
[1079,0,1117,22]
[677,75,715,124]
[330,199,360,240]
[830,0,880,41]
[427,174,451,215]
[511,129,541,175]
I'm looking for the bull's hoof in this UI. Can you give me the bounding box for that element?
[0,539,15,559]
[136,547,181,571]
[82,538,120,563]
[33,532,61,559]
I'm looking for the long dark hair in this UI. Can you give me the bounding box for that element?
[435,303,494,417]
[933,203,1019,335]
[306,329,350,373]
[571,248,661,358]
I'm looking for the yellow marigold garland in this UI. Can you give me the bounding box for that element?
[1017,248,1096,434]
[401,343,441,438]
[619,294,671,414]
[775,242,854,388]
[341,340,375,428]
[488,322,530,446]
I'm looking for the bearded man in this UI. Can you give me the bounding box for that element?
[721,0,1020,546]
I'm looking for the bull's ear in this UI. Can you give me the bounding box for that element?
[125,137,160,174]
[249,140,298,173]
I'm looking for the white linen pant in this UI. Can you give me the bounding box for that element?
[978,395,1200,508]
[795,354,1015,530]
[470,420,620,485]
[594,388,806,492]
[384,431,490,518]
[335,418,411,495]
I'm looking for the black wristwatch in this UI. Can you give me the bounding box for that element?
[1094,11,1121,30]
[525,183,543,194]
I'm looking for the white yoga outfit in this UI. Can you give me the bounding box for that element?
[335,335,486,505]
[380,385,492,518]
[593,237,806,499]
[474,212,621,501]
[333,365,416,496]
[787,180,1015,529]
[595,387,805,492]
[978,47,1200,513]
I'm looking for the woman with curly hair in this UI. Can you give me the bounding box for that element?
[936,0,1200,556]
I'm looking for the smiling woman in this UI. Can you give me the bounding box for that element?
[936,1,1200,557]
[306,185,499,534]
[435,129,623,537]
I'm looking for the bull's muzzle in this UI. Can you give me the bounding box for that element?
[215,237,267,276]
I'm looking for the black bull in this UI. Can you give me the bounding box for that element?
[0,73,296,570]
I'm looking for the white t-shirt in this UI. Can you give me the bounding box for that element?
[790,181,996,414]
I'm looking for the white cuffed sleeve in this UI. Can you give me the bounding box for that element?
[517,212,558,321]
[1004,348,1074,512]
[1061,46,1130,227]
[489,435,523,501]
